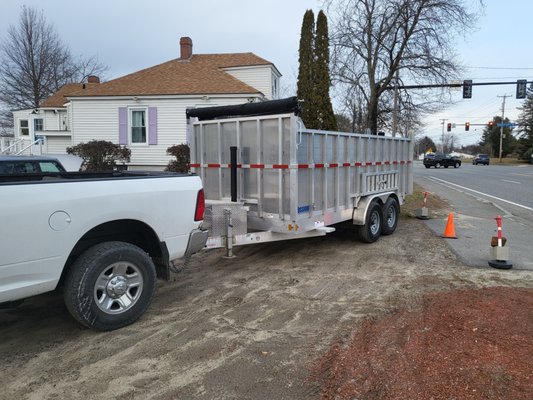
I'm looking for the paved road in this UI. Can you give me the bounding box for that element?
[413,161,533,271]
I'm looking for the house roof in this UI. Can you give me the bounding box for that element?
[40,83,99,108]
[68,53,277,98]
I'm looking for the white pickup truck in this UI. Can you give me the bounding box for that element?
[0,171,207,330]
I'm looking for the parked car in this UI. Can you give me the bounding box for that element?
[423,153,461,168]
[472,154,490,165]
[0,155,66,174]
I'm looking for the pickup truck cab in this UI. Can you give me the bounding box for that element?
[0,155,66,173]
[0,171,207,330]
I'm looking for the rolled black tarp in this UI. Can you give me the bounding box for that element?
[186,96,301,121]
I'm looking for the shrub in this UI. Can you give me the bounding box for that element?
[67,140,131,171]
[166,144,190,173]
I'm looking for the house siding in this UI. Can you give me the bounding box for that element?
[224,66,275,99]
[43,111,60,131]
[44,136,71,153]
[70,96,256,168]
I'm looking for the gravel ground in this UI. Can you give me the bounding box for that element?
[1,217,532,400]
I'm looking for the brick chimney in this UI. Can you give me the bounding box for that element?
[180,37,193,60]
[87,75,100,83]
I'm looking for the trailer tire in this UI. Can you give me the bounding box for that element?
[64,241,156,331]
[382,197,399,235]
[357,201,382,243]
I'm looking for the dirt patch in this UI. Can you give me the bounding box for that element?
[312,286,533,400]
[1,219,532,400]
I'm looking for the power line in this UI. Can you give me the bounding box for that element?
[467,66,533,70]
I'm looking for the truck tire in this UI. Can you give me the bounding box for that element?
[357,201,382,243]
[382,197,399,235]
[454,162,460,168]
[435,162,441,168]
[64,241,156,331]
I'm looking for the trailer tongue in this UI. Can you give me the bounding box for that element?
[187,98,413,255]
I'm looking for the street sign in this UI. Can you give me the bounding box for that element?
[496,123,515,128]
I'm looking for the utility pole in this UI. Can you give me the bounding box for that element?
[440,118,447,152]
[497,94,512,163]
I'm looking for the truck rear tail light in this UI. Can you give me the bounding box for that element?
[194,189,205,221]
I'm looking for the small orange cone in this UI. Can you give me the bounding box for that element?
[442,213,457,239]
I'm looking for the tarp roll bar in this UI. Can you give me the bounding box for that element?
[186,96,301,121]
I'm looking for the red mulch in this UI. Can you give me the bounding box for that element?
[312,286,533,400]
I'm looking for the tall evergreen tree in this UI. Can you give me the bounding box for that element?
[314,10,337,130]
[297,10,315,128]
[480,116,517,158]
[516,84,533,160]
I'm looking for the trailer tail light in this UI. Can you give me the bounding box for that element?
[194,189,205,221]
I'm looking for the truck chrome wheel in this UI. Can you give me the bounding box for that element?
[94,261,144,314]
[64,241,156,331]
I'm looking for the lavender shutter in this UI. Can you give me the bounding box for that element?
[118,107,128,145]
[148,107,157,145]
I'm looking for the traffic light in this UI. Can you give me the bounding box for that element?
[463,80,473,99]
[447,122,452,132]
[465,122,470,131]
[488,121,494,128]
[516,79,527,99]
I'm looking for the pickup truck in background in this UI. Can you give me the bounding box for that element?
[0,171,207,330]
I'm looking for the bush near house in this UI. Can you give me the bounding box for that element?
[166,144,190,173]
[67,140,131,171]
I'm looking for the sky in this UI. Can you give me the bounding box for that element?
[1,0,532,147]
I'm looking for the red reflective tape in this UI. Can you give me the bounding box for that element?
[400,161,406,164]
[273,164,289,169]
[365,162,373,166]
[207,163,220,168]
[329,163,339,168]
[384,161,390,165]
[407,160,413,164]
[315,163,324,168]
[343,163,351,167]
[227,163,242,168]
[355,162,363,167]
[375,162,382,166]
[190,163,200,168]
[298,164,309,169]
[393,161,398,165]
[250,164,265,169]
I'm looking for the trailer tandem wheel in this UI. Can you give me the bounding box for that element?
[357,201,382,243]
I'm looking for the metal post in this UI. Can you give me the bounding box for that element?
[440,119,447,153]
[230,146,237,202]
[223,208,235,258]
[497,94,511,163]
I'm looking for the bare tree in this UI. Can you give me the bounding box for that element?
[0,6,107,114]
[328,0,481,135]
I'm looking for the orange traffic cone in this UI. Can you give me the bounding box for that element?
[442,213,457,239]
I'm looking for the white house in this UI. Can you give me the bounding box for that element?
[9,37,282,170]
[8,80,99,156]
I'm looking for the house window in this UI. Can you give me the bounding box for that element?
[272,77,279,99]
[131,109,147,144]
[34,118,44,132]
[20,120,29,136]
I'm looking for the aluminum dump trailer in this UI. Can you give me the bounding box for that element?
[187,97,413,253]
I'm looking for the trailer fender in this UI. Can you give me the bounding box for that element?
[352,192,395,225]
